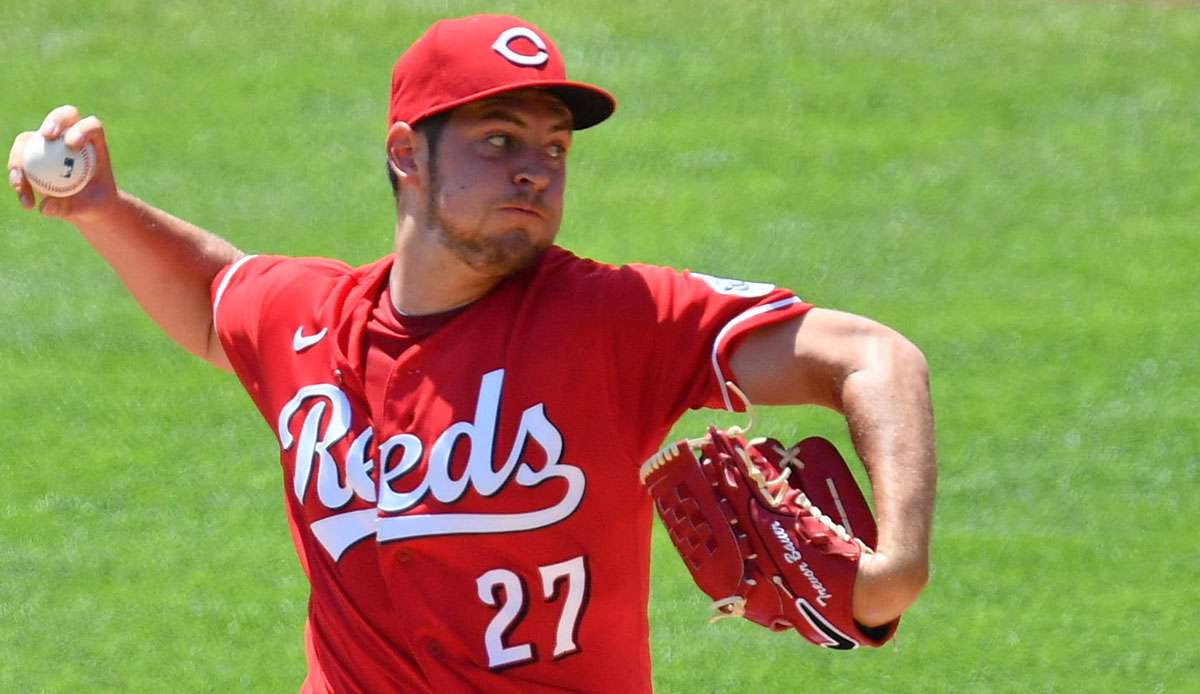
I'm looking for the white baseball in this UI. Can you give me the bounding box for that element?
[21,134,96,198]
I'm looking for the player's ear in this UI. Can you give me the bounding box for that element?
[386,121,421,186]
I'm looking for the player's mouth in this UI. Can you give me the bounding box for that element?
[499,203,545,220]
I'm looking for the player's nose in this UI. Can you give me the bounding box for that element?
[512,157,553,193]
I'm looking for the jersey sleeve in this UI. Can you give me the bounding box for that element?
[209,254,348,400]
[612,264,811,427]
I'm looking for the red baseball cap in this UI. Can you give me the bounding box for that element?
[388,14,616,130]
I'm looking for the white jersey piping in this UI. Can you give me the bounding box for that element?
[211,254,259,324]
[711,296,804,411]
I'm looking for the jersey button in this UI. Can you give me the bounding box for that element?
[396,549,411,563]
[425,640,442,657]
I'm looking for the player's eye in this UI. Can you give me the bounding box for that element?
[486,134,510,149]
[546,143,566,160]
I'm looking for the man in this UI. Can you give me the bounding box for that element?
[8,14,934,693]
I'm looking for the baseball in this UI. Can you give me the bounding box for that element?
[21,134,96,198]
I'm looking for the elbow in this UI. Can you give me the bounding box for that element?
[857,323,929,390]
[891,331,929,388]
[827,319,931,414]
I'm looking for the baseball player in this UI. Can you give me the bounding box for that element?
[8,14,935,693]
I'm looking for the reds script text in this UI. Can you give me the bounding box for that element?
[277,369,584,561]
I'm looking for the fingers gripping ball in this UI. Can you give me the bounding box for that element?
[641,427,899,649]
[21,134,96,198]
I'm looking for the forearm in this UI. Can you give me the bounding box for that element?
[73,191,243,364]
[840,333,936,563]
[835,329,935,625]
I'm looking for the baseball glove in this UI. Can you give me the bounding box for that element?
[640,422,898,649]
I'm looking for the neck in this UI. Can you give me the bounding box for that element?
[388,217,503,316]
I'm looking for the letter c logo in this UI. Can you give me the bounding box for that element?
[492,27,549,67]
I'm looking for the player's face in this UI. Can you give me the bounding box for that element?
[423,90,573,277]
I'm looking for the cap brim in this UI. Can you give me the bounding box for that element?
[409,80,616,131]
[542,83,616,130]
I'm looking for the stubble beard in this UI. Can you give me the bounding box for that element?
[425,162,552,278]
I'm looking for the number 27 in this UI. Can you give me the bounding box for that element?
[475,555,588,670]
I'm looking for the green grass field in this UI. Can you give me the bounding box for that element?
[2,1,1197,691]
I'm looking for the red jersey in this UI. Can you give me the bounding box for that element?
[210,246,810,693]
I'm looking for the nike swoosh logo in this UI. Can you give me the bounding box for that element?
[796,598,858,650]
[293,327,328,352]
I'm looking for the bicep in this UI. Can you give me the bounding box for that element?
[728,308,921,411]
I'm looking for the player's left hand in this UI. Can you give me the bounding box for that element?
[643,428,906,649]
[852,548,929,627]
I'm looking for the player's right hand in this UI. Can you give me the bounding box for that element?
[8,105,119,222]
